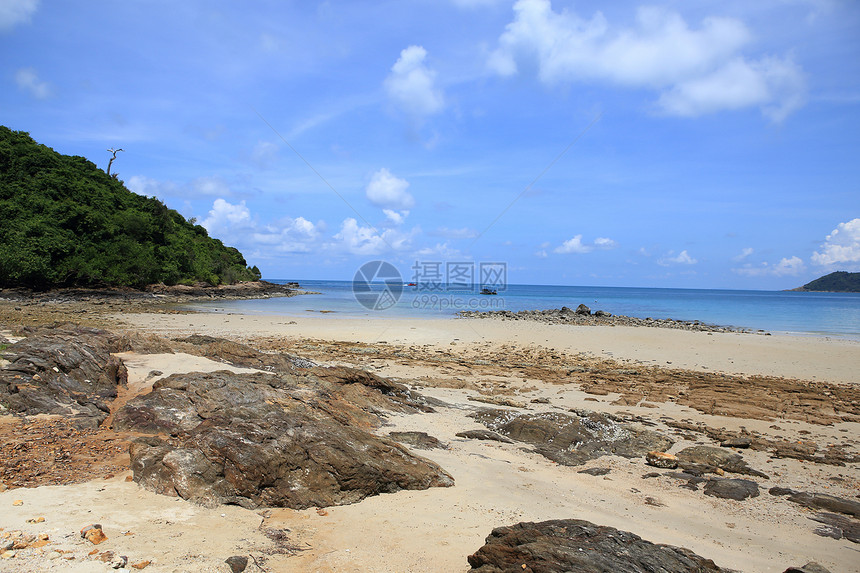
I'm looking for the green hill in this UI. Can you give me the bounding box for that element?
[793,271,860,293]
[0,126,261,290]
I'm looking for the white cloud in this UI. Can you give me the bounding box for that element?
[811,218,860,268]
[249,141,279,168]
[555,235,590,254]
[383,209,409,226]
[734,255,806,277]
[535,249,548,258]
[0,0,38,31]
[366,168,415,210]
[15,67,51,99]
[658,250,697,266]
[733,247,755,261]
[251,216,322,254]
[658,56,806,122]
[201,199,252,236]
[334,218,415,256]
[384,45,445,119]
[489,0,805,120]
[127,175,176,198]
[415,242,465,259]
[554,234,617,254]
[431,226,478,239]
[191,176,232,197]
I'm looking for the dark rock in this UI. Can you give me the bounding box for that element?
[455,430,514,444]
[642,472,662,479]
[578,467,611,476]
[720,437,752,448]
[769,487,860,518]
[472,409,673,466]
[703,478,760,501]
[225,555,248,573]
[388,431,445,450]
[116,370,453,509]
[575,303,591,315]
[594,310,611,317]
[676,445,769,478]
[0,325,127,427]
[809,513,860,543]
[173,334,317,370]
[784,563,832,573]
[467,519,728,572]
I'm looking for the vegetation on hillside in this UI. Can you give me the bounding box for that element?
[0,126,261,290]
[793,271,860,293]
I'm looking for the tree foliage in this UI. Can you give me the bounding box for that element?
[0,126,262,289]
[797,271,860,293]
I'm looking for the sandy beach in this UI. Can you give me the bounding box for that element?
[1,307,858,572]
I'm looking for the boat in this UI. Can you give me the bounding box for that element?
[480,287,497,295]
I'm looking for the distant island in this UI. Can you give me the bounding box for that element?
[791,271,860,293]
[0,126,261,290]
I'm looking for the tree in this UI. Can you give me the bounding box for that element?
[106,147,123,176]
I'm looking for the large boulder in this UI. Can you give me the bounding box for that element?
[0,325,127,427]
[676,445,769,479]
[472,409,673,466]
[467,519,727,572]
[115,370,453,509]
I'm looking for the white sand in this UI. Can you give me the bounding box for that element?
[2,313,858,572]
[117,313,860,383]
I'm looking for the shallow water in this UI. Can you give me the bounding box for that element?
[186,280,860,340]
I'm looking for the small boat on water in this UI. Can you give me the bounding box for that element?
[480,287,497,295]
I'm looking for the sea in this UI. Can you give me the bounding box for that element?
[186,279,860,340]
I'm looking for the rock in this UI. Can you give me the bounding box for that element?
[472,409,673,466]
[12,499,23,506]
[646,451,679,469]
[784,562,833,573]
[116,370,453,509]
[388,431,445,450]
[575,303,591,315]
[111,555,129,569]
[720,437,752,448]
[467,519,727,572]
[455,430,514,443]
[676,445,769,478]
[0,325,127,427]
[594,310,611,317]
[703,478,760,501]
[131,560,151,569]
[225,555,249,572]
[769,487,860,518]
[809,513,860,544]
[578,467,611,476]
[81,524,108,545]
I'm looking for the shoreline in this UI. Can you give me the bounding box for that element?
[115,312,859,384]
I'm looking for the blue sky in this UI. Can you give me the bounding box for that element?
[3,0,859,289]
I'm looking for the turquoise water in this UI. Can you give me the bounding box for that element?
[188,280,860,340]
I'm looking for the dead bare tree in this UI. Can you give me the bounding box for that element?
[106,148,124,176]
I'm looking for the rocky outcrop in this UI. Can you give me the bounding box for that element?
[115,370,453,509]
[388,431,446,450]
[703,478,760,501]
[676,445,769,479]
[0,325,127,427]
[769,487,860,518]
[460,307,751,333]
[471,409,673,466]
[467,519,727,572]
[456,429,514,443]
